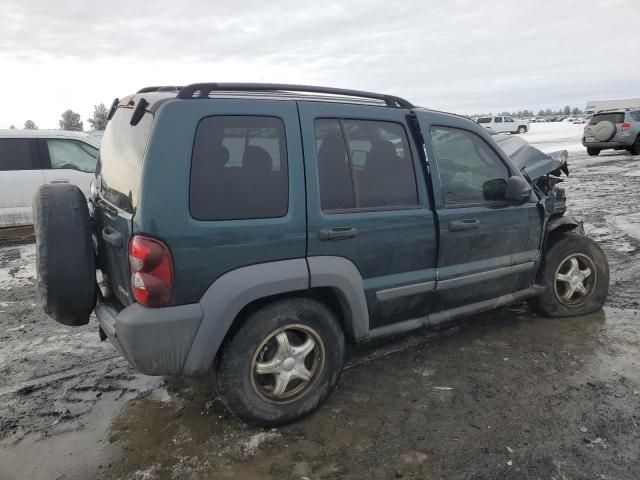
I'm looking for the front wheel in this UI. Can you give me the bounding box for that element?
[216,298,345,426]
[587,147,600,156]
[517,125,527,134]
[529,232,609,317]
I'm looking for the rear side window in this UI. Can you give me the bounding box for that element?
[190,116,288,221]
[630,111,640,122]
[98,107,153,213]
[0,138,39,171]
[590,113,625,125]
[314,118,418,211]
[47,140,98,173]
[476,117,491,124]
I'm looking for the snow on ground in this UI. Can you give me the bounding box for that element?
[525,121,586,154]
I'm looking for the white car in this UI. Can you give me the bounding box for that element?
[0,130,100,229]
[476,116,529,134]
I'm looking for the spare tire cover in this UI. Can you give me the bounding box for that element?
[33,183,96,326]
[592,121,616,142]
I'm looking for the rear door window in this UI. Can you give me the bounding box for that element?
[0,138,40,171]
[190,116,288,221]
[494,117,503,123]
[590,113,625,125]
[314,119,418,211]
[47,140,98,173]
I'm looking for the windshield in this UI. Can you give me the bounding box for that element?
[97,106,153,213]
[589,113,625,125]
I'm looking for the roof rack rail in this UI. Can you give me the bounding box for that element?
[137,86,183,93]
[175,83,414,108]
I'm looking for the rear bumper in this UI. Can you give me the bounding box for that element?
[582,138,630,149]
[95,300,203,376]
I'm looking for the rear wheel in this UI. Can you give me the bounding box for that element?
[587,147,600,156]
[529,232,609,317]
[629,135,640,156]
[216,298,345,426]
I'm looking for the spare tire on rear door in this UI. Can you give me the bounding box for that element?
[592,121,616,142]
[33,183,96,326]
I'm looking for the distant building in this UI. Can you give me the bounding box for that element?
[585,98,640,114]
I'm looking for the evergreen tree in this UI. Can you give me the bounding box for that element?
[59,109,83,131]
[24,120,38,129]
[87,103,109,130]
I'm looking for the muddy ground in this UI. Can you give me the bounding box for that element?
[1,149,639,480]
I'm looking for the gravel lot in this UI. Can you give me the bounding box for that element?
[1,134,639,479]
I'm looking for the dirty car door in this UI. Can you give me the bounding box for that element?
[416,110,542,309]
[300,101,438,329]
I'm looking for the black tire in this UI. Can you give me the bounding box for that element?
[216,297,345,426]
[629,135,640,156]
[517,125,527,134]
[529,232,609,317]
[33,184,96,326]
[587,147,600,157]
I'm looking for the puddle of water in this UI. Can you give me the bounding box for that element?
[98,307,640,479]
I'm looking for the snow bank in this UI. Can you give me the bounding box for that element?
[525,122,586,154]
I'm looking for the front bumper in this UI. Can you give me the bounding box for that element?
[95,300,203,376]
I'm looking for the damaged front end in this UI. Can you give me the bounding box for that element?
[494,135,583,239]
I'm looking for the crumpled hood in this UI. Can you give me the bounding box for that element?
[493,134,568,180]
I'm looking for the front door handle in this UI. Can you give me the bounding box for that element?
[448,219,480,232]
[318,227,359,241]
[51,179,69,184]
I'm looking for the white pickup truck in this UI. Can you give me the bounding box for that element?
[476,116,529,134]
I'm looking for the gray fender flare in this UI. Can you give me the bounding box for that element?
[182,259,309,376]
[181,256,370,376]
[307,256,369,341]
[545,215,583,243]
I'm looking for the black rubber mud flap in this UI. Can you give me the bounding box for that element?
[33,184,96,326]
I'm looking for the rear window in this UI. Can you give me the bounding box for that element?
[476,117,491,124]
[98,107,153,213]
[590,113,625,125]
[189,116,288,221]
[0,138,39,171]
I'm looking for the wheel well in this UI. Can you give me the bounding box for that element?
[217,287,355,361]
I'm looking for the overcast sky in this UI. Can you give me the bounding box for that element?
[1,0,639,129]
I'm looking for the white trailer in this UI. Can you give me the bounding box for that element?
[585,98,640,114]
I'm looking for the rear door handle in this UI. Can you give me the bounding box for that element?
[318,227,359,241]
[51,179,69,184]
[448,219,480,231]
[102,227,123,248]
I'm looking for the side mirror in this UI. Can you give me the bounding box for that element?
[504,175,532,204]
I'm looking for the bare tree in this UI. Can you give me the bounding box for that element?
[59,109,83,131]
[87,103,109,131]
[9,125,16,129]
[24,120,38,130]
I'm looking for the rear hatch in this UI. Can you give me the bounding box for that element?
[584,112,625,142]
[93,102,153,307]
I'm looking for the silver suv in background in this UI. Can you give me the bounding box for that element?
[582,109,640,156]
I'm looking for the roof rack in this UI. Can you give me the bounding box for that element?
[174,83,414,108]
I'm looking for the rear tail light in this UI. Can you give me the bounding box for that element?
[128,235,173,307]
[622,121,631,131]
